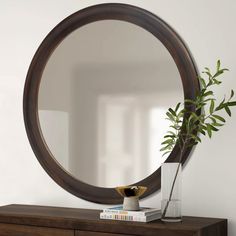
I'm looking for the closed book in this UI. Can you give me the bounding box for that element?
[103,206,160,216]
[100,212,161,222]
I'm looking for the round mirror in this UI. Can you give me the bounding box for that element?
[24,3,200,203]
[38,20,182,188]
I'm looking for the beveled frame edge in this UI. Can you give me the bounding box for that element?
[23,3,200,204]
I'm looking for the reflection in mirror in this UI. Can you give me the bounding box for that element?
[38,20,183,187]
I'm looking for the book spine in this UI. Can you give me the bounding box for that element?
[100,212,147,222]
[103,209,146,216]
[103,209,160,216]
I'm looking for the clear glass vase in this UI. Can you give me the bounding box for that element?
[161,162,182,222]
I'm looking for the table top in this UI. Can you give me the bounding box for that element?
[0,204,227,235]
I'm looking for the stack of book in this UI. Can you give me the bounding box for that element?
[100,206,161,222]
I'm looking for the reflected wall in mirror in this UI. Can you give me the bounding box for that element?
[38,20,183,187]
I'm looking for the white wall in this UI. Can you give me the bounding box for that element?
[0,0,236,235]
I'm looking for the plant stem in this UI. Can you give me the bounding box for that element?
[162,141,186,219]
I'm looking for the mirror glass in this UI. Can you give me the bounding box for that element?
[38,20,183,188]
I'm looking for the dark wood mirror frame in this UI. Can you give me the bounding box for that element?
[23,3,200,204]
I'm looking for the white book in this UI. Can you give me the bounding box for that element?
[100,212,161,222]
[103,206,160,216]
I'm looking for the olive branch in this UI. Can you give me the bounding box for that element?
[161,60,236,219]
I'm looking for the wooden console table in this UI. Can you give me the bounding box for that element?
[0,204,227,236]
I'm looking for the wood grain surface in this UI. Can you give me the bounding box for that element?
[0,223,74,236]
[0,205,227,236]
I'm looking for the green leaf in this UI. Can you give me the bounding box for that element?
[213,71,223,77]
[213,68,229,78]
[164,135,175,138]
[200,88,206,95]
[199,77,207,88]
[168,108,176,117]
[204,67,211,73]
[197,102,207,109]
[212,122,224,127]
[199,124,207,130]
[177,112,184,120]
[213,78,222,85]
[230,89,234,99]
[161,139,173,145]
[190,134,201,143]
[175,102,181,113]
[166,112,175,121]
[203,71,212,78]
[209,117,216,123]
[203,91,214,97]
[215,98,226,111]
[170,125,180,130]
[227,101,236,106]
[185,99,196,105]
[209,124,219,132]
[216,60,221,71]
[199,129,206,135]
[212,114,226,122]
[203,98,215,103]
[160,147,167,152]
[210,99,215,114]
[225,106,231,116]
[221,68,229,72]
[160,145,172,152]
[206,124,212,138]
[167,131,176,136]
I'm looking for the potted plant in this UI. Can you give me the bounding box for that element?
[160,60,236,221]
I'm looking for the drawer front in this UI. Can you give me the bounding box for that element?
[0,223,74,236]
[76,230,132,236]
